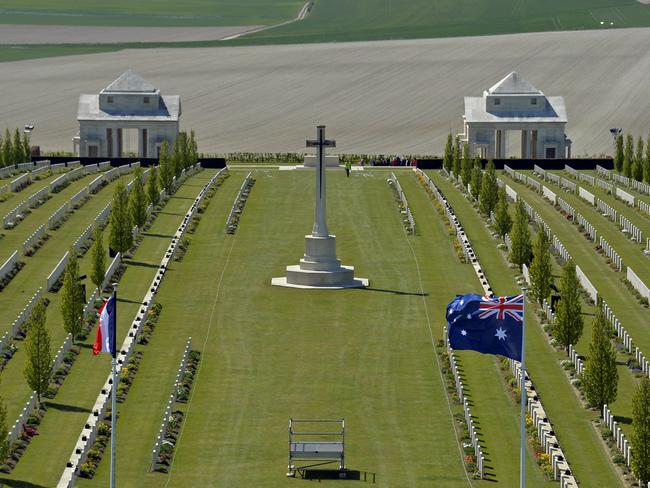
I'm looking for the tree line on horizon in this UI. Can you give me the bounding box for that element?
[0,128,31,167]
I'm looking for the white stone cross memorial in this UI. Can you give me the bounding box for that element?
[272,125,368,289]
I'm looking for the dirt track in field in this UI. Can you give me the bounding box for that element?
[0,25,264,44]
[2,27,650,156]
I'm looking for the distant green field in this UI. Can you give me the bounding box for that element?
[2,0,650,62]
[246,0,650,44]
[0,0,304,26]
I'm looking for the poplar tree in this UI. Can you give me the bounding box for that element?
[509,200,532,270]
[128,167,148,228]
[623,134,634,178]
[470,157,482,201]
[582,308,618,412]
[2,129,12,165]
[109,182,133,254]
[172,135,183,179]
[529,228,552,305]
[479,160,498,216]
[645,132,650,184]
[61,248,85,342]
[443,133,453,174]
[633,137,644,182]
[460,143,471,188]
[0,396,8,461]
[452,137,461,179]
[22,133,31,163]
[147,165,160,207]
[12,129,23,164]
[24,300,52,404]
[158,140,174,192]
[90,227,106,292]
[493,187,512,238]
[614,134,624,173]
[632,377,650,485]
[189,130,199,168]
[553,260,584,354]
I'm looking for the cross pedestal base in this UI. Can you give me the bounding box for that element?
[272,234,367,289]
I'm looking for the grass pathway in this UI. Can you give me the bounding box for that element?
[0,173,126,326]
[94,168,472,487]
[0,171,208,487]
[503,174,647,435]
[429,171,622,487]
[399,174,547,487]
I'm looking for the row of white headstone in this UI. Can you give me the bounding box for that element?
[619,214,643,242]
[578,187,595,205]
[602,405,632,469]
[150,337,192,471]
[557,196,575,219]
[0,251,19,285]
[22,223,46,255]
[431,168,577,485]
[596,198,617,222]
[225,171,254,234]
[575,212,597,242]
[443,335,485,478]
[598,236,624,272]
[627,266,650,302]
[388,172,416,235]
[58,164,211,488]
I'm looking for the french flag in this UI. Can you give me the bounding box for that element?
[93,294,116,357]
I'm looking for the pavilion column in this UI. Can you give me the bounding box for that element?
[531,130,538,159]
[495,129,503,159]
[521,130,528,159]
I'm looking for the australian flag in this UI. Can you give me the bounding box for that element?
[447,294,524,361]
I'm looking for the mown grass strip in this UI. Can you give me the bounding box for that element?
[0,171,209,487]
[429,170,622,487]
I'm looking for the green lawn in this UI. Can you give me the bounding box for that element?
[74,168,549,486]
[0,172,207,487]
[3,0,650,62]
[429,171,622,486]
[0,0,303,26]
[504,172,649,437]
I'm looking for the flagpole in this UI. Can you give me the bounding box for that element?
[520,288,527,488]
[110,283,117,488]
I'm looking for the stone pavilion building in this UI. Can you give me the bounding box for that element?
[458,72,570,159]
[74,70,181,158]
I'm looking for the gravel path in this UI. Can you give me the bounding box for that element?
[2,27,650,156]
[0,24,263,44]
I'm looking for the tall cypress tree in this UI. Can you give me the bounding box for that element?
[61,248,85,342]
[158,140,173,193]
[582,308,618,412]
[614,134,624,173]
[452,137,461,179]
[460,143,471,188]
[128,167,148,228]
[479,160,498,216]
[493,188,512,238]
[24,300,52,404]
[22,133,31,163]
[90,227,106,292]
[189,130,199,168]
[633,137,644,182]
[632,377,650,485]
[109,182,133,254]
[645,132,650,184]
[509,200,532,270]
[529,228,552,305]
[443,133,453,174]
[2,129,12,165]
[623,134,634,178]
[470,157,482,201]
[12,129,23,164]
[553,260,584,354]
[147,165,160,207]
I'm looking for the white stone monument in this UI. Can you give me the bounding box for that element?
[272,126,368,289]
